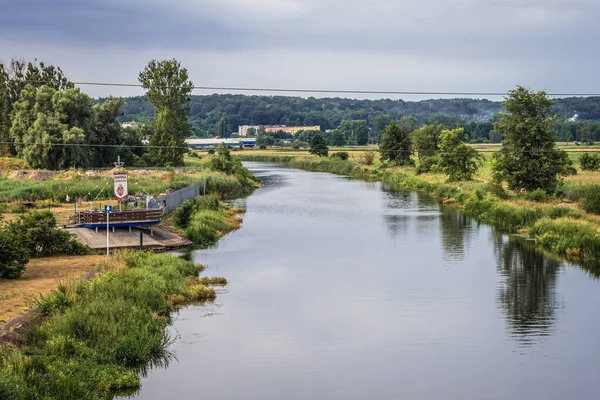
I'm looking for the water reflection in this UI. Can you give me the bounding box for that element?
[439,207,475,261]
[493,233,562,346]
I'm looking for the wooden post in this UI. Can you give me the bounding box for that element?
[140,231,143,250]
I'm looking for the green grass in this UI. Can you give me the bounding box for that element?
[0,251,223,399]
[172,195,242,247]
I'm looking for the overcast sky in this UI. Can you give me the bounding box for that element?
[1,0,598,100]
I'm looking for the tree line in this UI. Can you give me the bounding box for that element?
[117,93,600,142]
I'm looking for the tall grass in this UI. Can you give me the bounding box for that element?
[0,251,224,399]
[173,195,243,247]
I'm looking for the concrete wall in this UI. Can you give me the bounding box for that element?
[151,182,201,214]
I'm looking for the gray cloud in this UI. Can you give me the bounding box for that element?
[1,0,599,98]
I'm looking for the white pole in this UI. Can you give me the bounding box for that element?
[106,212,110,255]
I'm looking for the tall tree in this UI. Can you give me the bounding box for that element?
[90,97,125,166]
[139,59,193,166]
[438,128,483,181]
[0,65,10,155]
[217,117,229,138]
[412,124,442,159]
[379,123,413,166]
[492,86,573,193]
[338,119,368,145]
[10,85,93,169]
[309,134,328,157]
[0,59,73,155]
[398,115,418,133]
[371,114,393,142]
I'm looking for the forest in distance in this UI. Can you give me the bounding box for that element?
[116,94,600,143]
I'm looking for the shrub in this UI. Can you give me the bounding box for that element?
[207,148,215,154]
[363,150,376,166]
[259,144,267,150]
[9,211,90,257]
[416,155,439,174]
[330,152,349,161]
[0,227,29,279]
[579,153,600,171]
[524,188,549,202]
[582,185,600,214]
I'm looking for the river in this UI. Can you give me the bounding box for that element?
[131,162,600,400]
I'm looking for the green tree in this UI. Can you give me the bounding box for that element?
[338,120,368,145]
[0,59,73,155]
[398,115,418,133]
[492,86,573,193]
[412,124,442,159]
[371,114,393,142]
[10,85,93,169]
[330,130,346,146]
[138,59,193,166]
[217,117,229,138]
[246,127,257,136]
[309,134,328,157]
[379,123,413,166]
[438,128,483,181]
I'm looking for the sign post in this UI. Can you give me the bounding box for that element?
[104,205,112,254]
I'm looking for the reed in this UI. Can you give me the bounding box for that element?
[0,251,222,398]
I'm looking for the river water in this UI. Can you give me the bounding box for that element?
[132,162,600,400]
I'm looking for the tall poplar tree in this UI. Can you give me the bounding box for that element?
[139,59,193,166]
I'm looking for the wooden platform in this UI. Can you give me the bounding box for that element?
[67,226,192,253]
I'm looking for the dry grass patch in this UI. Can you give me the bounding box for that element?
[0,255,105,328]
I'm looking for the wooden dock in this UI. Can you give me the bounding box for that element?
[67,226,192,253]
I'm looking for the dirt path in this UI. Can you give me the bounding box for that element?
[0,255,106,328]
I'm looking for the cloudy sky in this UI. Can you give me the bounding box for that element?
[1,0,598,99]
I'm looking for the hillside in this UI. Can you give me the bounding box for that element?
[115,94,600,138]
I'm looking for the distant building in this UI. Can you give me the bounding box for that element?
[185,138,256,149]
[121,120,140,129]
[238,125,320,136]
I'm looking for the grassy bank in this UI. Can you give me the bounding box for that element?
[0,251,226,399]
[169,194,244,247]
[240,152,600,272]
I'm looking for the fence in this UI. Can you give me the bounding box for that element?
[150,182,201,214]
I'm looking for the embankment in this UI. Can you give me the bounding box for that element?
[0,251,228,399]
[240,154,600,273]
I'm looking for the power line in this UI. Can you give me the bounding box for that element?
[17,80,600,97]
[2,141,598,153]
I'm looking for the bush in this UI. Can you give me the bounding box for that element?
[173,195,220,229]
[524,188,549,202]
[582,185,600,214]
[259,144,267,150]
[416,155,439,174]
[580,153,600,171]
[363,150,376,166]
[330,152,349,161]
[8,211,90,257]
[207,148,215,154]
[0,228,30,279]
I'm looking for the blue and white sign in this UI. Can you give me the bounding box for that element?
[104,205,113,213]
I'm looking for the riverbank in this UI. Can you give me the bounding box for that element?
[0,251,229,398]
[239,153,600,272]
